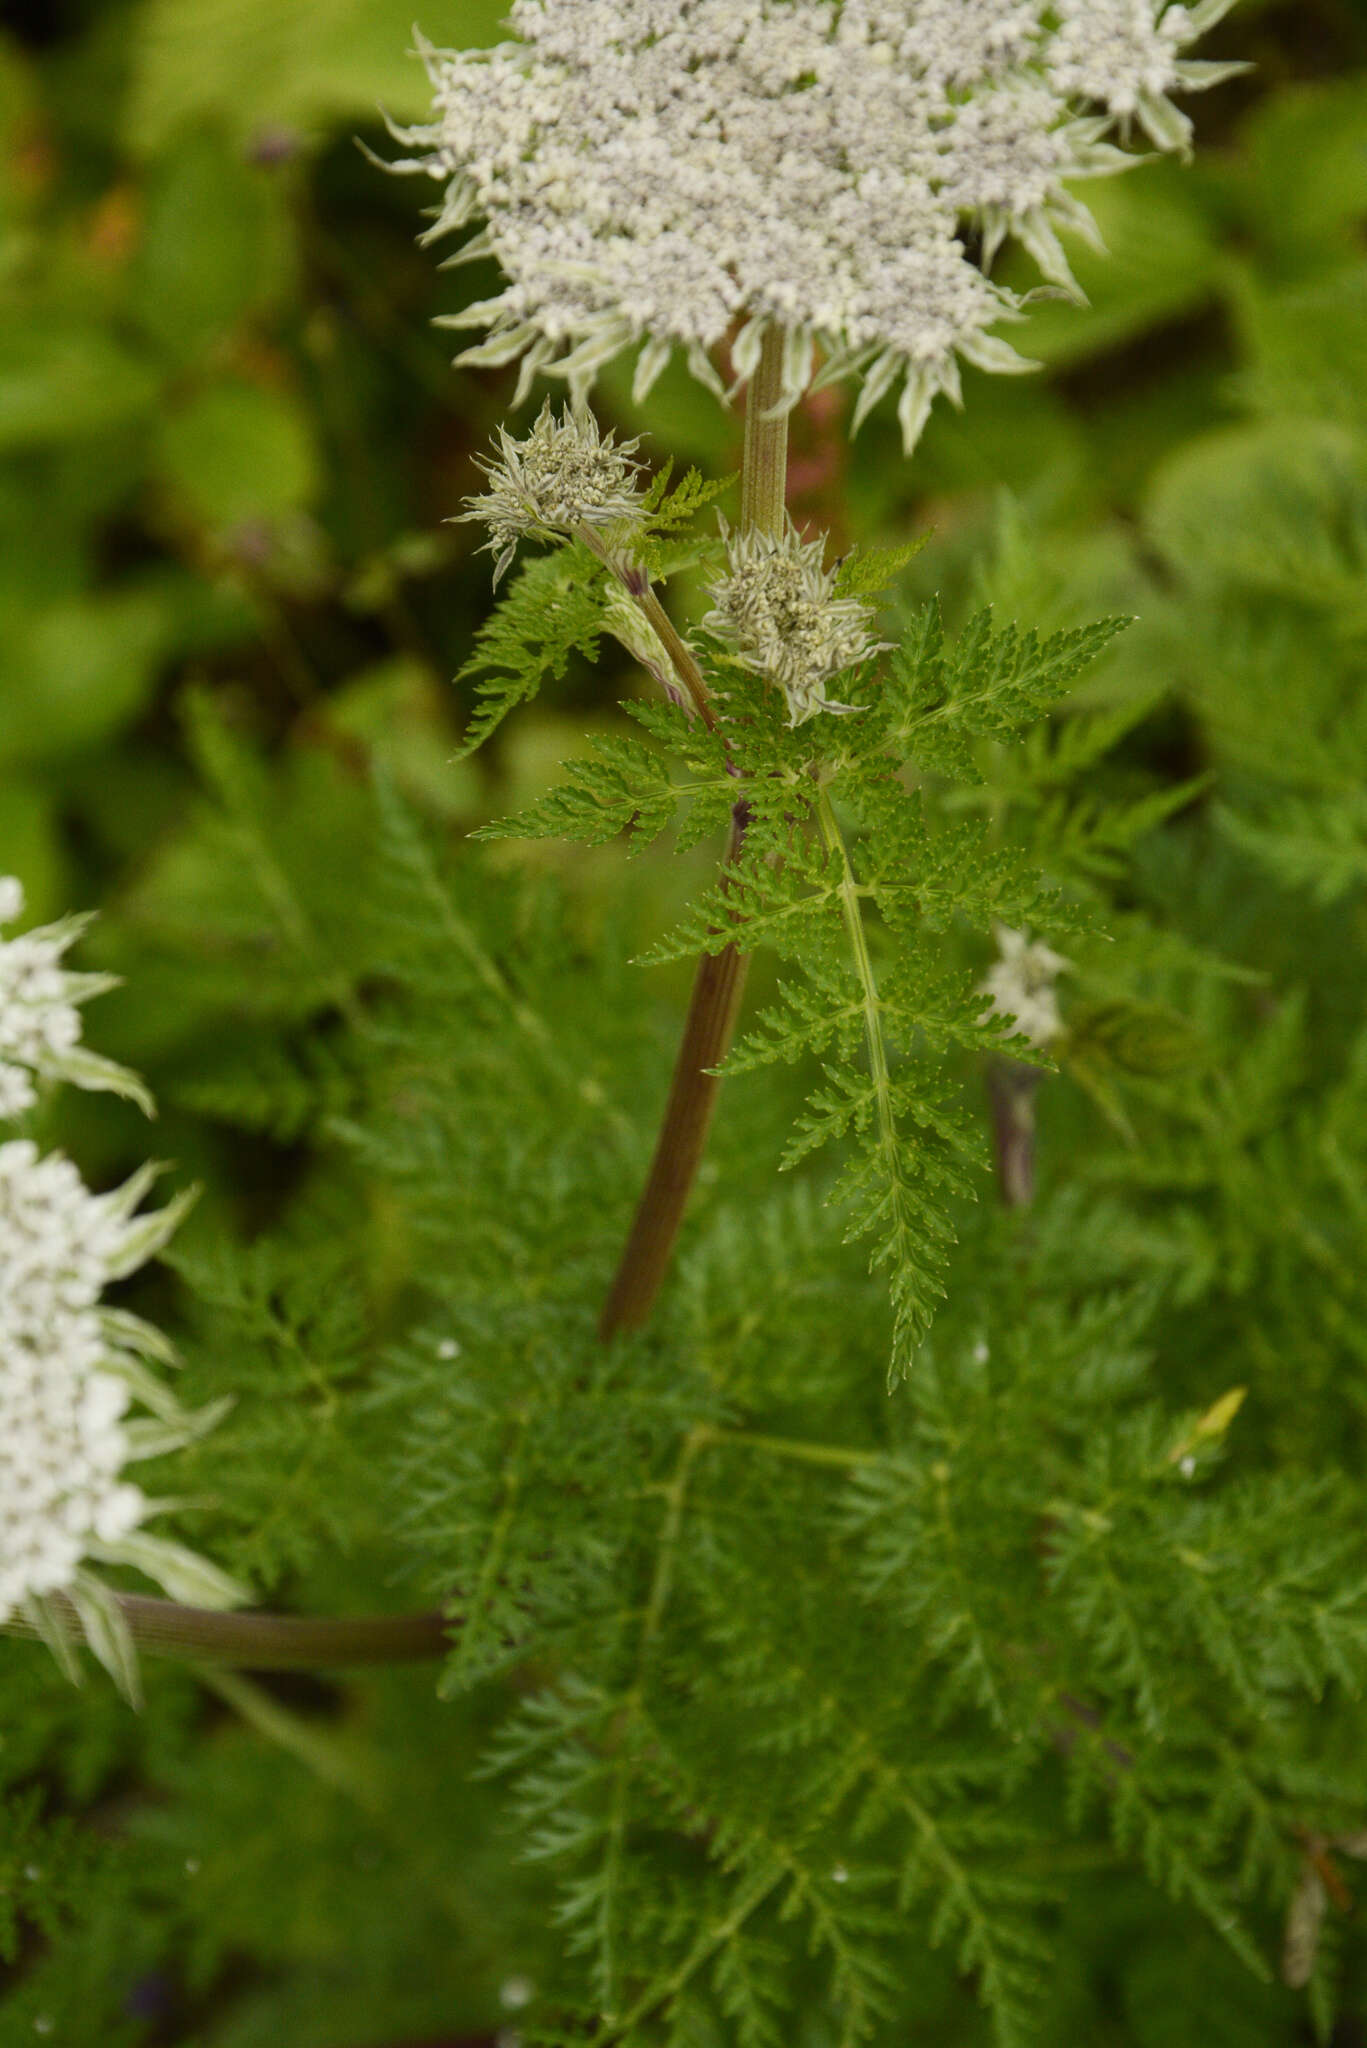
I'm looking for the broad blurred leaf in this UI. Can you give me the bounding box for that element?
[0,318,158,451]
[0,775,63,916]
[123,0,509,154]
[157,379,320,529]
[1239,77,1367,271]
[0,581,177,764]
[0,33,39,259]
[321,655,480,816]
[1005,162,1218,368]
[1231,265,1367,439]
[1143,418,1367,613]
[910,364,1084,497]
[133,126,292,362]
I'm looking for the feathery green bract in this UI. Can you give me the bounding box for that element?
[633,459,735,577]
[472,726,734,854]
[833,536,931,600]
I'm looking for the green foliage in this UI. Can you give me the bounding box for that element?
[486,587,1121,1379]
[883,601,1131,782]
[474,729,686,850]
[633,460,735,578]
[6,8,1367,2048]
[0,1793,110,1965]
[454,543,614,756]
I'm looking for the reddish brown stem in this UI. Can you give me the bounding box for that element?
[599,330,789,1340]
[987,1058,1042,1209]
[599,823,751,1338]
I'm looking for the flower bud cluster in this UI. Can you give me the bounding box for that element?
[461,400,645,585]
[704,521,881,727]
[979,924,1070,1050]
[398,0,1242,448]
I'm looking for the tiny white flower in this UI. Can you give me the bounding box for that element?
[704,519,882,726]
[0,1063,36,1119]
[459,399,645,585]
[394,0,1244,446]
[0,876,152,1121]
[979,923,1070,1050]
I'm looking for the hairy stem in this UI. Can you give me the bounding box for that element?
[598,811,750,1336]
[6,1594,448,1669]
[739,324,792,540]
[599,327,789,1339]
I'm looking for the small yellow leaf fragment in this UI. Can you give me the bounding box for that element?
[1169,1386,1247,1466]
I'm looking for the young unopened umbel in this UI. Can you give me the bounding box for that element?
[704,519,883,726]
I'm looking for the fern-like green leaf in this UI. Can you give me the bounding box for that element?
[455,542,611,756]
[886,600,1130,777]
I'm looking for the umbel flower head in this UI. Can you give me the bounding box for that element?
[0,876,242,1699]
[704,519,882,726]
[0,1143,242,1698]
[979,923,1070,1050]
[0,877,152,1120]
[395,0,1242,448]
[460,398,645,585]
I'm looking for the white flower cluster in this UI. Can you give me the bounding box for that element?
[2,1144,159,1617]
[398,0,1241,447]
[0,877,150,1120]
[0,876,241,1695]
[460,399,645,585]
[979,923,1070,1050]
[704,520,881,726]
